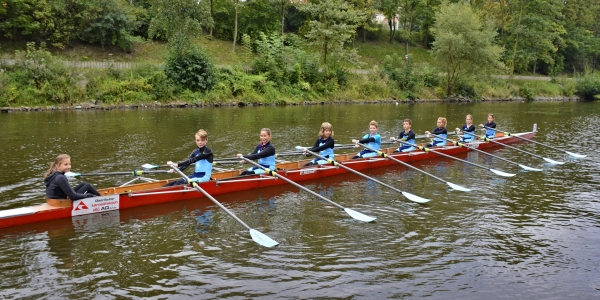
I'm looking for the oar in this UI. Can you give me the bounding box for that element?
[396,140,516,177]
[295,148,430,203]
[430,134,543,172]
[478,134,565,165]
[65,170,169,177]
[484,126,586,158]
[353,143,472,192]
[239,156,378,221]
[168,163,278,248]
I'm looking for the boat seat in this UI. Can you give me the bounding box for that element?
[46,198,72,208]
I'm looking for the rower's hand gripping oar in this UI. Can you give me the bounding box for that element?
[484,126,585,159]
[65,170,170,177]
[296,147,431,203]
[478,130,565,165]
[353,143,472,192]
[239,156,377,221]
[395,140,516,177]
[168,163,278,248]
[430,134,543,172]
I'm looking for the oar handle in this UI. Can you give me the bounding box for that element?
[168,164,252,231]
[239,156,345,210]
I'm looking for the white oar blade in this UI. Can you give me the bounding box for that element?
[401,192,430,203]
[565,151,586,158]
[344,208,376,222]
[249,229,279,248]
[518,164,543,172]
[446,182,472,192]
[65,172,81,177]
[543,157,565,165]
[141,163,159,169]
[295,146,303,150]
[489,169,516,177]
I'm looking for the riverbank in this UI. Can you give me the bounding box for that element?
[0,96,582,113]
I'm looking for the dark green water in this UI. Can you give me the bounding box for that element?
[0,101,599,299]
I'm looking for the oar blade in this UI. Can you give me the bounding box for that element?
[343,208,376,222]
[65,172,81,177]
[565,151,586,158]
[543,157,565,165]
[248,229,279,248]
[489,169,516,177]
[141,163,160,169]
[446,182,472,192]
[401,192,430,203]
[518,164,543,172]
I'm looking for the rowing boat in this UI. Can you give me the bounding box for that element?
[0,129,537,229]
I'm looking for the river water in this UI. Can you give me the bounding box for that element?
[0,101,599,299]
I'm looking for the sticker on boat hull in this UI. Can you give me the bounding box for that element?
[72,195,120,216]
[300,168,317,175]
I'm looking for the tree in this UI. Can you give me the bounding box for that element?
[297,0,365,66]
[348,0,378,43]
[399,0,425,61]
[148,0,212,54]
[431,1,504,96]
[503,0,565,75]
[379,0,400,44]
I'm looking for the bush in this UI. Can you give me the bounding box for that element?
[1,42,84,105]
[575,74,600,100]
[164,46,218,92]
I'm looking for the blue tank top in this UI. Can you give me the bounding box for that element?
[318,137,334,158]
[191,149,212,181]
[362,133,381,151]
[484,122,496,138]
[257,143,276,170]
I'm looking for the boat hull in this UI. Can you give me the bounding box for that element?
[0,131,536,229]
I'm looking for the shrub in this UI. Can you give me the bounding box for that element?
[575,74,600,100]
[164,46,218,92]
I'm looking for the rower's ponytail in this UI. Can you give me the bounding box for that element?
[44,154,70,178]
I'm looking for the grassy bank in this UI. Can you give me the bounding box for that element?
[0,37,597,108]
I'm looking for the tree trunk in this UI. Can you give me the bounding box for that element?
[233,4,238,52]
[363,26,366,43]
[281,2,285,35]
[210,0,214,36]
[388,20,393,43]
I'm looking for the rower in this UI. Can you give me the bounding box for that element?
[456,114,476,142]
[44,154,100,204]
[351,120,381,159]
[390,118,416,152]
[479,113,497,139]
[425,117,448,147]
[237,128,276,175]
[301,122,335,166]
[164,129,213,187]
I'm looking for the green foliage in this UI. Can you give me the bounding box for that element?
[297,0,365,66]
[575,74,600,100]
[431,1,505,96]
[79,8,137,52]
[164,46,218,92]
[0,42,84,106]
[147,0,212,57]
